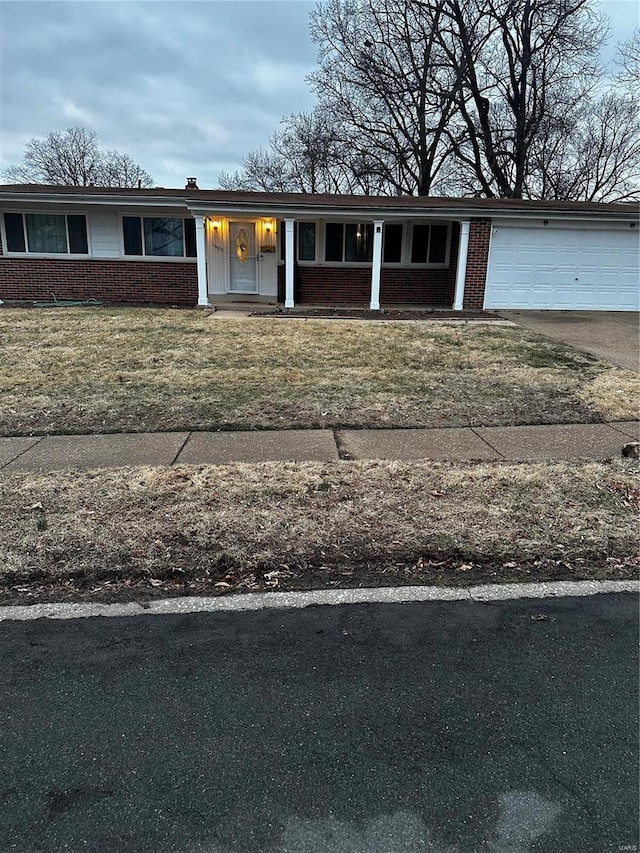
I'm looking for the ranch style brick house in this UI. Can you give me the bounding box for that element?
[0,183,638,312]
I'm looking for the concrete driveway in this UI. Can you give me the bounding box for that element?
[500,310,640,372]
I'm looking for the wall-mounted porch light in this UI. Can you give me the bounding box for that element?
[210,219,223,250]
[261,219,276,252]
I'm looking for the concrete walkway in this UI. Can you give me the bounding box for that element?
[1,421,638,472]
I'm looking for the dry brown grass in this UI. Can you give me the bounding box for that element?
[1,459,637,598]
[1,307,636,435]
[580,370,640,421]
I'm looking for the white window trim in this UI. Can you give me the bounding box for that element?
[277,219,320,265]
[118,213,197,262]
[381,221,406,266]
[276,218,454,269]
[0,209,92,258]
[408,221,452,268]
[295,220,319,264]
[323,220,379,266]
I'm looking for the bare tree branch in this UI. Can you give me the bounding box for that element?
[220,0,637,201]
[2,127,154,188]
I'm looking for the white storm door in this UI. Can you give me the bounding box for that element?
[228,221,258,293]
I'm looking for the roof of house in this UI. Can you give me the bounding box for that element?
[0,184,638,219]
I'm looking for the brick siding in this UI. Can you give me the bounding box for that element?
[462,218,492,310]
[0,235,197,306]
[0,218,490,309]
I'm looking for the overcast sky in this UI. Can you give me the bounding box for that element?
[0,0,637,190]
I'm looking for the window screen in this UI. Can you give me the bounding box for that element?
[123,217,143,255]
[428,224,448,264]
[4,213,26,252]
[67,215,88,254]
[411,224,430,263]
[345,223,373,262]
[298,222,316,261]
[25,214,68,253]
[144,218,184,257]
[383,223,403,263]
[325,223,344,262]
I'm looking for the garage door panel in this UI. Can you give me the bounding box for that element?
[485,225,639,311]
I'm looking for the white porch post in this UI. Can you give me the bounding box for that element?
[453,220,470,311]
[370,219,383,310]
[285,218,295,308]
[195,217,209,307]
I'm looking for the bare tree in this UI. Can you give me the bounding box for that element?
[219,147,293,192]
[309,0,462,196]
[3,127,154,188]
[223,0,636,201]
[435,0,607,198]
[96,150,154,189]
[616,29,640,91]
[218,110,387,194]
[307,0,635,200]
[532,93,640,202]
[272,111,353,193]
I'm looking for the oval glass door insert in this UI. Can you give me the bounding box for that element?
[236,228,249,263]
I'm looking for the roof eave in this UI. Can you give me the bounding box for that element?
[188,200,638,222]
[0,191,190,209]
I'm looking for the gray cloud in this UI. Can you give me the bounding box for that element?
[0,0,317,187]
[1,0,635,189]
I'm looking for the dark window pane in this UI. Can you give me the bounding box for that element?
[345,223,373,262]
[144,218,184,256]
[123,217,143,255]
[184,218,196,257]
[411,224,430,263]
[325,223,343,261]
[4,213,25,252]
[383,223,403,263]
[67,215,88,254]
[25,214,67,253]
[429,224,448,264]
[324,222,343,261]
[298,222,316,261]
[279,221,285,261]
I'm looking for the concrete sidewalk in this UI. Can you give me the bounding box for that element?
[0,421,638,472]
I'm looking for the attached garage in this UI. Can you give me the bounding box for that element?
[1,186,638,311]
[484,222,639,311]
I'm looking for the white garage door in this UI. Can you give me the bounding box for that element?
[484,225,639,311]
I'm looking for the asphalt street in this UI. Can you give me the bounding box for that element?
[0,594,638,853]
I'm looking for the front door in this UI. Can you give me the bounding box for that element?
[228,221,258,293]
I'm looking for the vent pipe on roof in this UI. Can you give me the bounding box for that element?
[186,177,199,189]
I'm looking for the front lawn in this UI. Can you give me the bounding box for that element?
[0,307,637,435]
[1,459,637,602]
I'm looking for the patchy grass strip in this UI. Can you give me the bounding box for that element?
[1,308,637,435]
[1,459,637,604]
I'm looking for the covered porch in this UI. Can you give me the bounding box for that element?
[189,206,475,311]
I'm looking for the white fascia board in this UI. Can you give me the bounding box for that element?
[189,204,463,221]
[1,193,636,225]
[488,211,639,225]
[490,214,639,228]
[188,203,638,224]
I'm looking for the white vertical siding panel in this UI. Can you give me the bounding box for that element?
[88,210,121,258]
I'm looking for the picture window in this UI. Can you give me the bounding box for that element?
[3,212,88,254]
[122,216,196,257]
